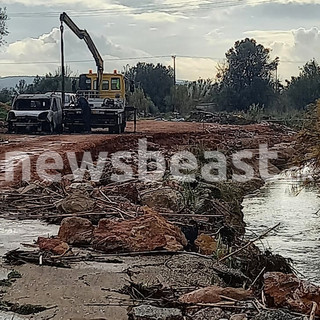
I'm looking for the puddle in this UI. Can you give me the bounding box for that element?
[243,173,320,283]
[0,219,59,257]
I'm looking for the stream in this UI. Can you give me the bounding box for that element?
[243,172,320,283]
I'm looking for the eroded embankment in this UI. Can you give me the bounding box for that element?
[0,121,305,320]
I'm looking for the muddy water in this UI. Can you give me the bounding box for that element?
[0,219,58,257]
[0,219,58,320]
[243,173,320,283]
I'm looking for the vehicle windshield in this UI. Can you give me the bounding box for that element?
[14,99,51,111]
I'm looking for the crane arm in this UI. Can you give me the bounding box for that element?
[60,12,104,91]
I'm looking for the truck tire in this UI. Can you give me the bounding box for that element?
[7,122,13,134]
[43,122,54,134]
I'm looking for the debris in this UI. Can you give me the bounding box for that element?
[179,285,252,304]
[4,249,71,268]
[187,307,227,320]
[0,301,48,315]
[58,216,94,245]
[263,272,320,316]
[252,309,304,320]
[230,314,248,320]
[67,182,94,194]
[128,305,183,320]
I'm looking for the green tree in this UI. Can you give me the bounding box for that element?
[127,62,174,112]
[0,7,8,45]
[284,59,320,110]
[128,87,156,116]
[26,67,75,94]
[217,38,279,111]
[0,87,14,103]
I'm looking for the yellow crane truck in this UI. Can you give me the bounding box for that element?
[60,12,133,133]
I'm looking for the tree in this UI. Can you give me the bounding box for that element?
[217,38,279,111]
[127,62,174,112]
[15,79,29,94]
[0,87,14,103]
[284,59,320,110]
[165,85,193,115]
[26,67,76,94]
[127,87,156,116]
[0,7,8,45]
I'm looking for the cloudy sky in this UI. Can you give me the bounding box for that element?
[0,0,320,81]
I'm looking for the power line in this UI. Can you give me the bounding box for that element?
[0,55,172,65]
[0,55,310,65]
[8,0,281,18]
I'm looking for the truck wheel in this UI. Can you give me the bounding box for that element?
[43,122,54,134]
[7,122,13,133]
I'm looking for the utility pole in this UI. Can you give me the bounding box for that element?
[60,21,65,106]
[172,55,176,85]
[172,55,176,113]
[275,64,278,93]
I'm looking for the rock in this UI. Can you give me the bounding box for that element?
[179,285,252,304]
[67,182,94,194]
[58,191,95,213]
[195,233,217,255]
[230,314,247,320]
[140,188,183,212]
[92,207,187,252]
[37,237,69,255]
[187,307,227,320]
[58,217,94,245]
[264,272,320,316]
[252,309,304,320]
[128,305,183,320]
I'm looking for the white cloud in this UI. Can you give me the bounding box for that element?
[0,28,151,76]
[132,11,187,22]
[245,27,320,80]
[167,57,219,80]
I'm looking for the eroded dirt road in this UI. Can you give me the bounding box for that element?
[0,120,295,188]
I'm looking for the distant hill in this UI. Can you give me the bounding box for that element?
[0,76,35,90]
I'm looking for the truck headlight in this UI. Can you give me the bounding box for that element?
[38,112,49,121]
[7,112,16,121]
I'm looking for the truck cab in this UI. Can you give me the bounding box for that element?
[64,71,127,133]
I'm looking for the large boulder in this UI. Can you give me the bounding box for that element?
[264,272,320,316]
[92,208,187,252]
[58,217,94,245]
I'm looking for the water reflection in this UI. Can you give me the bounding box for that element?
[243,175,320,283]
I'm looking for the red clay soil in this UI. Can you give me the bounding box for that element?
[0,120,295,188]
